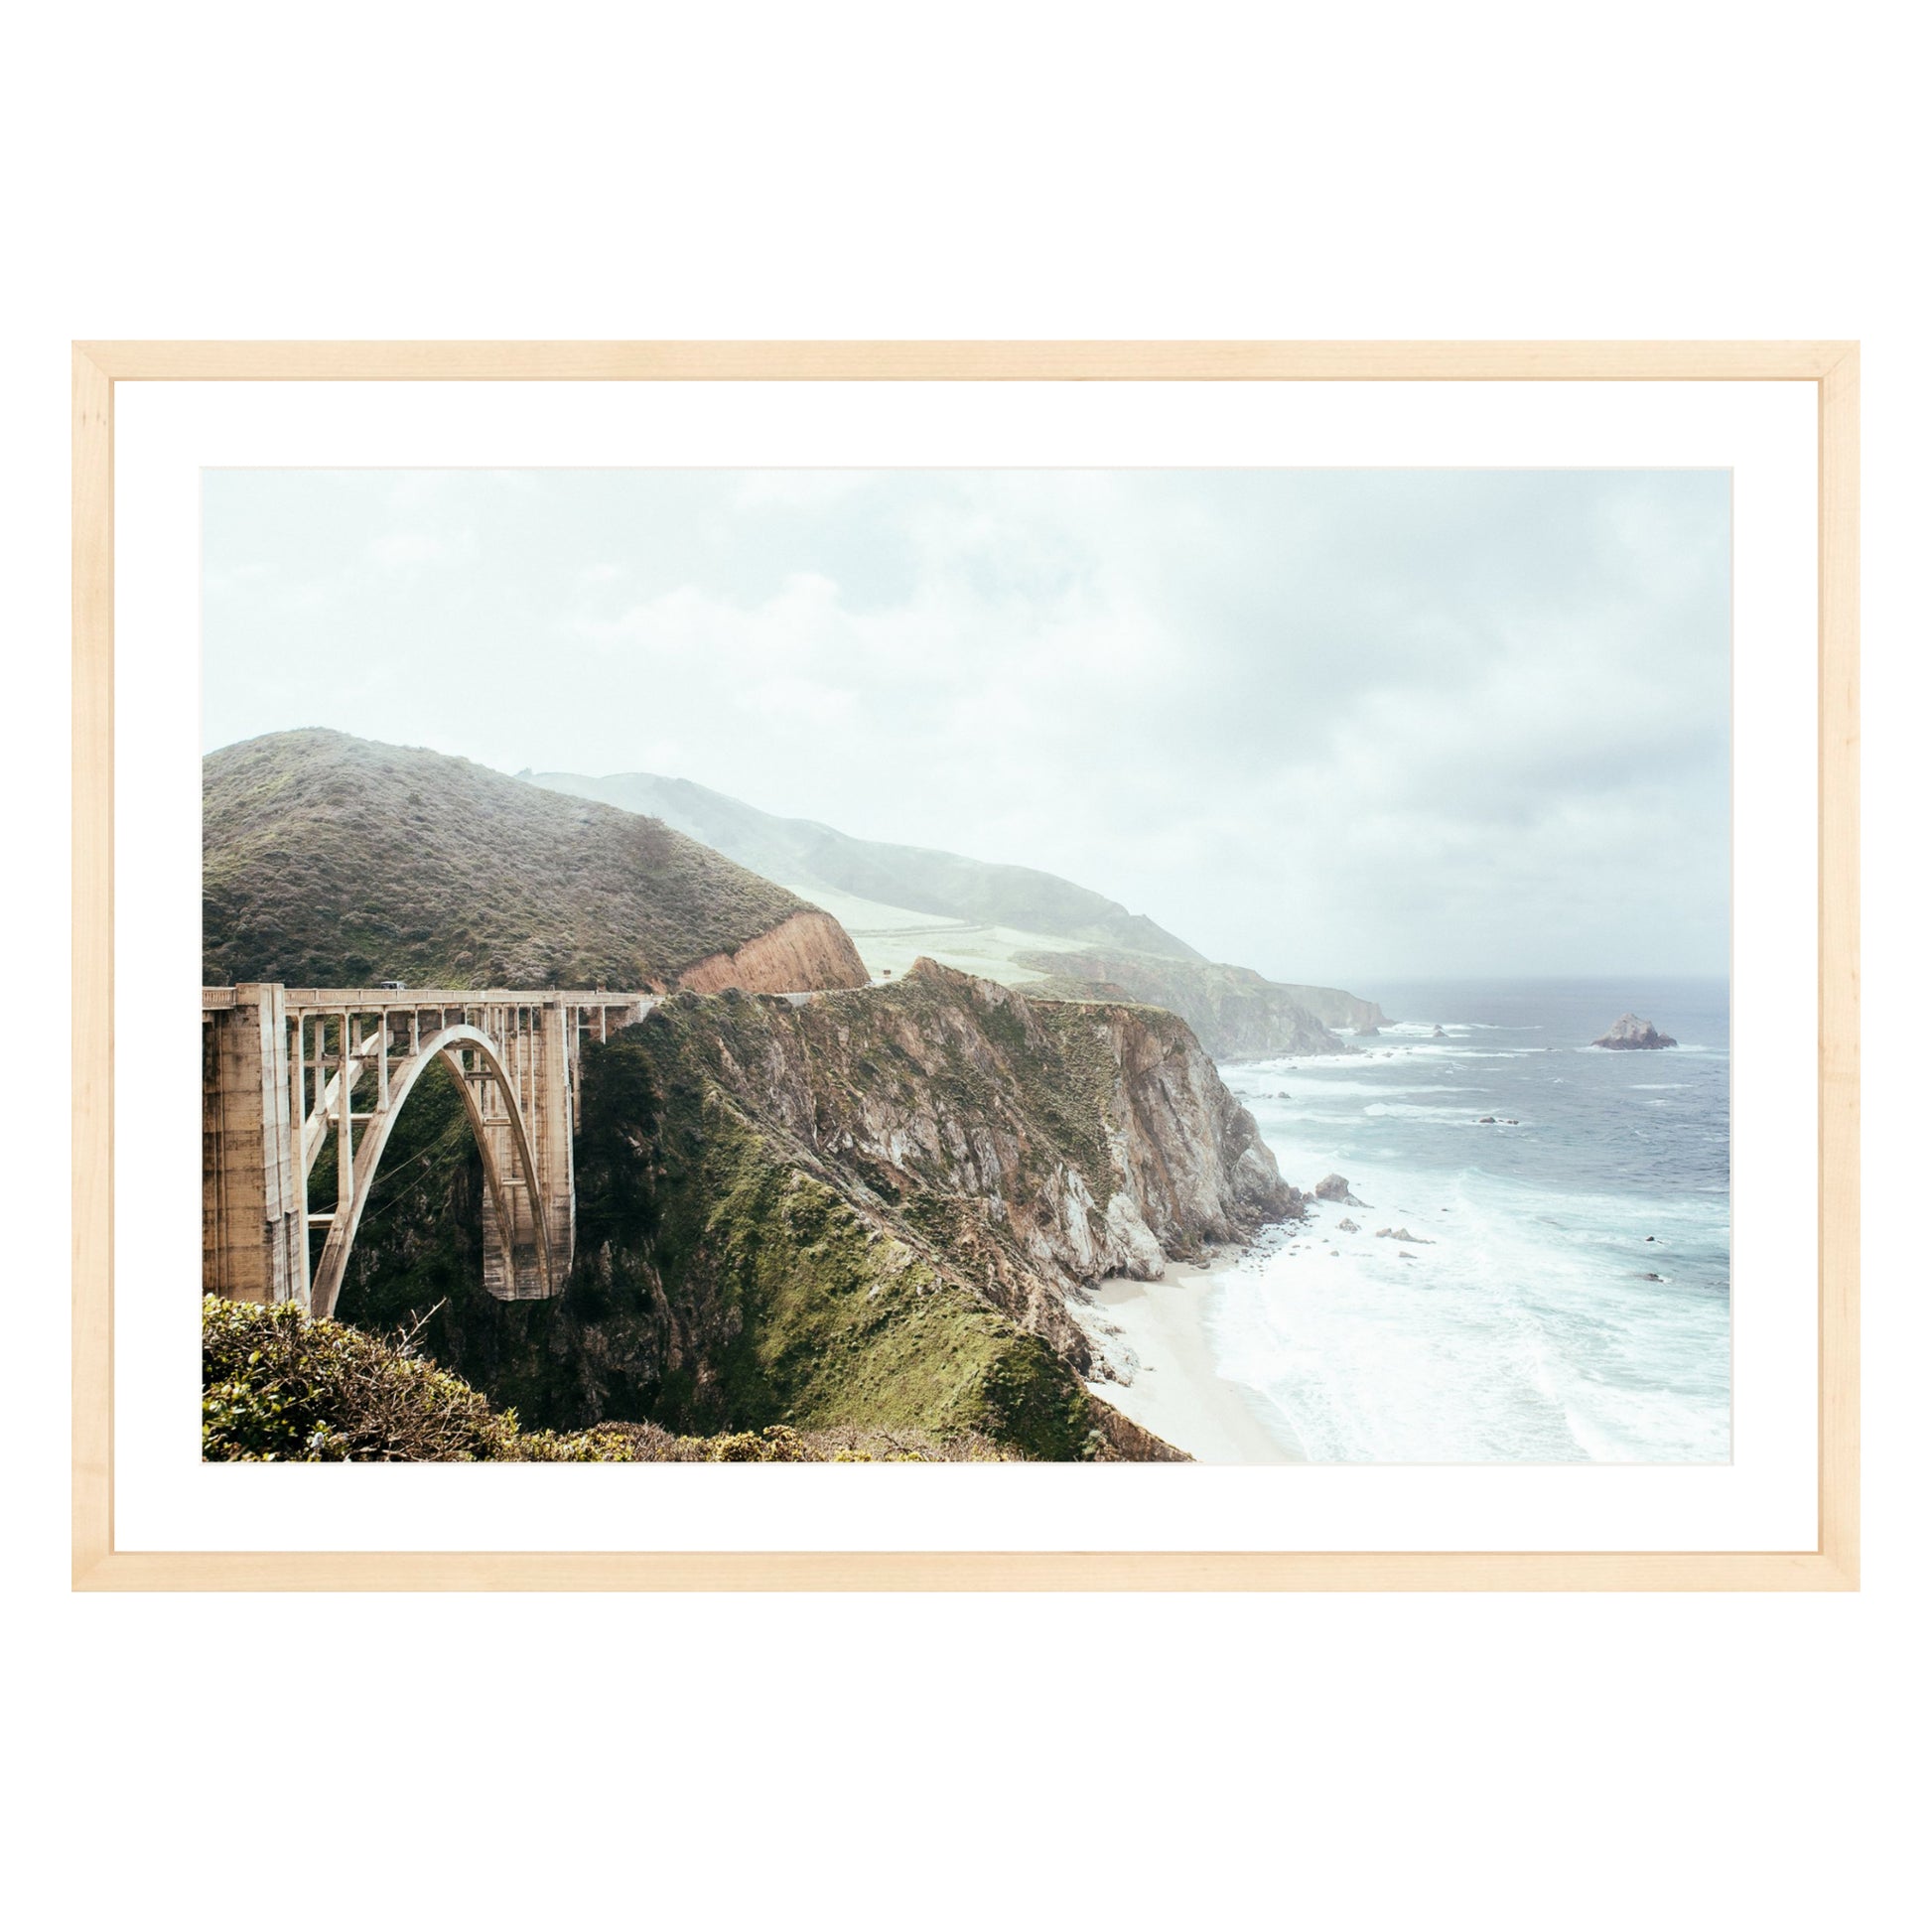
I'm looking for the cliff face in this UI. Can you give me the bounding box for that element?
[1017,948,1383,1059]
[665,959,1300,1361]
[1269,981,1388,1036]
[676,908,869,995]
[333,960,1298,1458]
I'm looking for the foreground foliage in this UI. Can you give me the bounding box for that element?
[202,1298,1019,1462]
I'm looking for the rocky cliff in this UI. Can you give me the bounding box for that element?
[1017,948,1384,1059]
[676,907,869,996]
[665,959,1300,1357]
[332,960,1298,1457]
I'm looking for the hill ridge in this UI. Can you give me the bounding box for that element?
[531,767,1205,961]
[203,729,868,994]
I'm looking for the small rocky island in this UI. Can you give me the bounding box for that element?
[1592,1013,1678,1050]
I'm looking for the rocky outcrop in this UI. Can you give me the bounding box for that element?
[1314,1173,1363,1204]
[645,959,1302,1367]
[677,908,869,996]
[1592,1013,1678,1050]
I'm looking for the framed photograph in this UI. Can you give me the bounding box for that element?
[71,341,1859,1589]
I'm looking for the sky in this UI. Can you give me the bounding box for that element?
[203,468,1730,985]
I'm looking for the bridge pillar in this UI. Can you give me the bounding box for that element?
[202,983,302,1304]
[536,1003,576,1286]
[476,1003,577,1300]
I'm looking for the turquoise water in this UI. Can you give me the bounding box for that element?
[1209,978,1731,1463]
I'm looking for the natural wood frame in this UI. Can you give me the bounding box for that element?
[71,341,1860,1591]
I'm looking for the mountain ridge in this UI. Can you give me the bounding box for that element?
[528,764,1385,1056]
[530,767,1204,961]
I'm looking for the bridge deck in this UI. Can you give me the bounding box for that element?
[203,986,660,1010]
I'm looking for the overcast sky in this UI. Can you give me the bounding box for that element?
[204,468,1729,985]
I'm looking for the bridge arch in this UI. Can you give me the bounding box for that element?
[203,985,655,1314]
[309,1024,552,1319]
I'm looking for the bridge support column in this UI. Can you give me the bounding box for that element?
[202,983,302,1305]
[476,1004,577,1300]
[536,1003,576,1285]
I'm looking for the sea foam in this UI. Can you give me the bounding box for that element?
[1203,978,1731,1463]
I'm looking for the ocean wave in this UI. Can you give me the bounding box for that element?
[1238,1079,1479,1100]
[1204,1200,1731,1463]
[1200,1048,1732,1461]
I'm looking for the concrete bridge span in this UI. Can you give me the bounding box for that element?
[203,985,656,1317]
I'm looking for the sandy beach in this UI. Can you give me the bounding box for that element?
[1073,1255,1305,1464]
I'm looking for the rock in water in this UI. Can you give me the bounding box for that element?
[1314,1173,1358,1204]
[1591,1013,1679,1050]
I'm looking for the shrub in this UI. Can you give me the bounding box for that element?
[202,1297,516,1461]
[202,1299,1021,1462]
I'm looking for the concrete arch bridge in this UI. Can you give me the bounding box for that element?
[203,984,656,1317]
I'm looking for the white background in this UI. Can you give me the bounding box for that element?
[114,377,1817,1553]
[8,4,1924,1929]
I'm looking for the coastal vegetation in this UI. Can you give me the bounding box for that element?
[203,729,865,991]
[203,1298,1021,1461]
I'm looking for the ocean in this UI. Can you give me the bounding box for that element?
[1207,978,1731,1463]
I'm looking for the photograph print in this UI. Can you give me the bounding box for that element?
[200,467,1730,1465]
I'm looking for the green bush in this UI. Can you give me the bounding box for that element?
[202,1299,1020,1462]
[203,1296,516,1461]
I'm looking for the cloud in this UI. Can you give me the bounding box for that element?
[366,528,479,570]
[733,472,873,510]
[204,467,1730,981]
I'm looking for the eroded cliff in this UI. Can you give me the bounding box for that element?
[333,959,1298,1457]
[676,908,869,995]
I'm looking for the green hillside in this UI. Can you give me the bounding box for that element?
[204,730,846,990]
[529,765,1385,1055]
[531,768,1203,961]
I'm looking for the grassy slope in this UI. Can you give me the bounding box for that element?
[532,767,1203,960]
[528,767,1387,1047]
[204,729,823,989]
